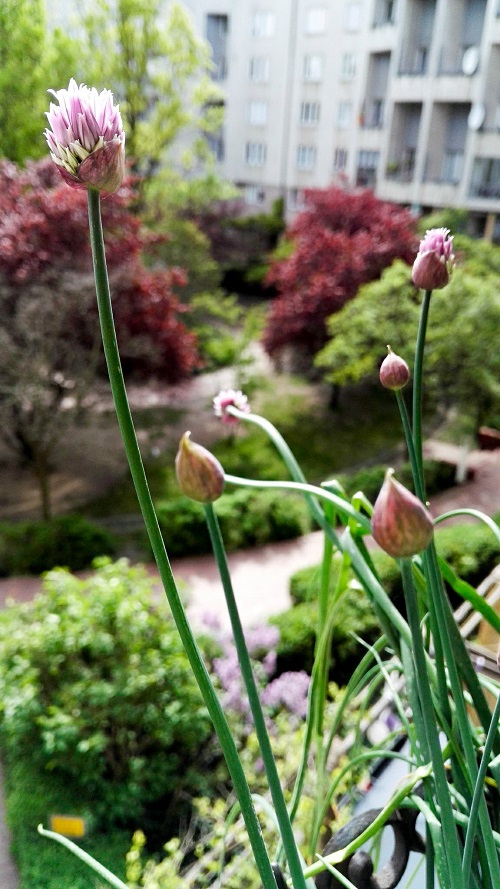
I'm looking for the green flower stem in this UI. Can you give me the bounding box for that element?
[227,409,343,542]
[400,559,464,888]
[462,691,500,886]
[395,390,425,502]
[87,188,277,889]
[224,474,371,532]
[423,545,500,888]
[412,288,432,483]
[203,502,308,889]
[37,825,129,889]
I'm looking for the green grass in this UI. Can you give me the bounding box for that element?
[2,750,131,889]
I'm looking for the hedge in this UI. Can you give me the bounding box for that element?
[289,521,500,609]
[0,515,116,577]
[155,488,312,557]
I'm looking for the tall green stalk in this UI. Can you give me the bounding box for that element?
[203,502,309,889]
[87,187,277,889]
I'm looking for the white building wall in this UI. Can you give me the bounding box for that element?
[46,0,500,230]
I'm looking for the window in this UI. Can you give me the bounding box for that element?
[288,188,306,211]
[245,185,266,205]
[441,151,464,183]
[357,149,379,185]
[336,101,352,128]
[252,12,275,37]
[344,2,361,31]
[300,101,321,125]
[373,0,396,27]
[340,52,357,80]
[207,131,224,162]
[333,147,348,170]
[248,100,268,126]
[245,142,267,166]
[249,56,270,82]
[305,7,327,34]
[206,14,229,80]
[296,145,317,170]
[303,54,323,81]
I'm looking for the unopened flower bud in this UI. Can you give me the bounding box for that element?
[44,78,125,194]
[175,432,224,503]
[380,346,410,391]
[412,227,454,291]
[371,469,434,558]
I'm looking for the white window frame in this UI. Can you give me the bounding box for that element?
[249,56,270,82]
[305,7,327,34]
[303,53,323,82]
[296,145,317,171]
[245,184,266,205]
[252,11,275,37]
[344,1,361,31]
[340,52,357,80]
[248,100,268,126]
[336,101,352,128]
[245,141,267,166]
[333,147,348,170]
[300,101,321,126]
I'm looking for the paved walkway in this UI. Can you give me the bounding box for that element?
[0,442,499,887]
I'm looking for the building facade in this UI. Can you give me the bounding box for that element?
[183,0,500,234]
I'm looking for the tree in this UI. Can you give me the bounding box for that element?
[80,0,223,181]
[263,186,417,362]
[0,158,199,517]
[315,255,500,433]
[0,0,79,164]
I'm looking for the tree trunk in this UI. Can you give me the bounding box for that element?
[34,455,52,521]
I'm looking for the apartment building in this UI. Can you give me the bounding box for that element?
[183,0,500,235]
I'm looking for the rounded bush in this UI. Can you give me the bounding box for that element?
[0,559,213,825]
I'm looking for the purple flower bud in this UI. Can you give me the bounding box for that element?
[44,79,125,194]
[371,469,434,558]
[412,227,454,291]
[379,346,410,391]
[213,389,251,425]
[175,432,224,503]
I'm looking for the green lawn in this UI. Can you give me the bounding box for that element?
[3,751,131,889]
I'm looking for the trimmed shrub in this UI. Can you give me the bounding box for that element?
[337,459,457,503]
[0,559,213,826]
[155,489,312,557]
[289,522,500,611]
[0,514,116,577]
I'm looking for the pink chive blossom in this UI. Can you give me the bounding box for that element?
[44,78,125,194]
[411,227,455,291]
[213,389,251,425]
[371,469,434,558]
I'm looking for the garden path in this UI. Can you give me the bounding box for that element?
[0,441,499,888]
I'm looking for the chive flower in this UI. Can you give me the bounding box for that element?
[213,389,251,425]
[372,469,434,558]
[175,432,225,503]
[44,78,125,194]
[411,227,454,291]
[379,346,410,391]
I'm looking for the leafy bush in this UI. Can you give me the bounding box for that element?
[0,559,213,826]
[270,592,379,685]
[155,489,312,557]
[290,550,401,606]
[0,514,116,577]
[289,522,500,611]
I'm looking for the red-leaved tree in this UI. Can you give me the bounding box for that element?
[0,158,198,517]
[263,186,417,361]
